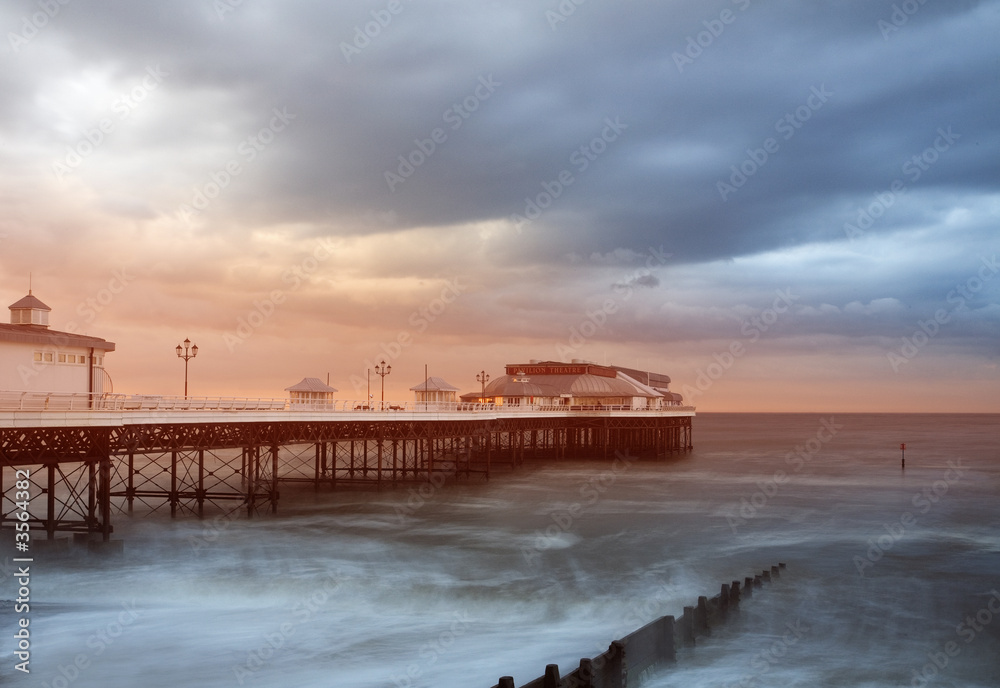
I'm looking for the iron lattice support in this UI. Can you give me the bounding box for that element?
[2,415,692,535]
[0,426,114,541]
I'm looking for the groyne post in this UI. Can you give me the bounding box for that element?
[543,664,561,688]
[696,596,709,633]
[577,657,594,688]
[681,606,696,645]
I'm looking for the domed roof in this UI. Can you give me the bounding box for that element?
[484,373,646,398]
[564,374,640,396]
[483,375,546,398]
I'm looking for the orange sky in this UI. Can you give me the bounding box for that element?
[1,3,998,413]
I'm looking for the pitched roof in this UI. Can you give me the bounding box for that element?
[409,376,460,392]
[8,293,51,311]
[284,377,338,393]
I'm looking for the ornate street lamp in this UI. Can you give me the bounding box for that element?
[477,370,490,403]
[374,359,391,405]
[175,338,198,399]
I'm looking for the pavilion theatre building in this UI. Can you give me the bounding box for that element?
[481,360,684,409]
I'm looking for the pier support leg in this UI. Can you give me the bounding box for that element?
[246,446,257,518]
[87,460,97,534]
[330,442,337,488]
[197,449,205,519]
[127,449,135,513]
[170,450,178,518]
[100,454,111,542]
[314,442,322,492]
[270,445,279,514]
[392,440,398,485]
[47,463,56,540]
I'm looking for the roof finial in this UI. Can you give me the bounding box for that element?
[28,272,32,295]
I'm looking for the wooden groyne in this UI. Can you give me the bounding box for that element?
[492,563,787,688]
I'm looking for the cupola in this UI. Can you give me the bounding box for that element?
[9,291,51,327]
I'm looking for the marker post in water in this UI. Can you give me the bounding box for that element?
[901,442,906,469]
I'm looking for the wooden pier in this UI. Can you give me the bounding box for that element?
[0,396,693,542]
[493,563,787,688]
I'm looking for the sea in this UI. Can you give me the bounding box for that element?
[2,413,998,688]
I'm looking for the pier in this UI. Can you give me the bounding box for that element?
[0,393,693,543]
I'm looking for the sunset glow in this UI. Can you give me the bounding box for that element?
[1,1,997,412]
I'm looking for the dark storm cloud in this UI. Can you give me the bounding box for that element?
[10,1,994,257]
[2,0,997,392]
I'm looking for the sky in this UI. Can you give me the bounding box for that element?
[0,0,997,412]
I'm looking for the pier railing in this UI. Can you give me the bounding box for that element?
[0,391,694,415]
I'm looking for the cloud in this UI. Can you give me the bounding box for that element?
[0,0,997,409]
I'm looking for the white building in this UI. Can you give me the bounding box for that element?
[285,377,337,408]
[0,292,115,394]
[410,376,460,404]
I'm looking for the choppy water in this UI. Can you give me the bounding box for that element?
[2,413,998,687]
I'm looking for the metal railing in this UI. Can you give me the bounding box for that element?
[0,390,694,414]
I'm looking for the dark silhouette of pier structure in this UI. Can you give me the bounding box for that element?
[0,396,693,543]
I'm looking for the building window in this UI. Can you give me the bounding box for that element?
[34,352,42,362]
[59,354,67,363]
[43,352,53,363]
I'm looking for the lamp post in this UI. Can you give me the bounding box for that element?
[374,359,391,406]
[477,370,490,403]
[175,338,198,399]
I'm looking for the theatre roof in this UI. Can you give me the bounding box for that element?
[484,372,656,398]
